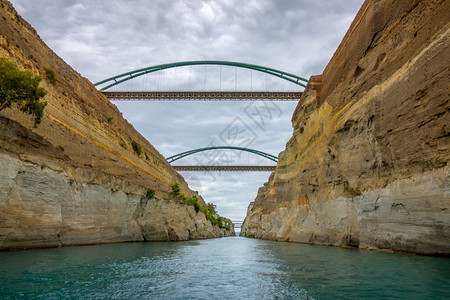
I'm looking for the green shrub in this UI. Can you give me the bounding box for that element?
[207,202,217,215]
[182,194,232,230]
[221,218,231,230]
[214,216,224,228]
[146,189,155,199]
[199,205,212,220]
[263,182,268,186]
[44,68,56,85]
[145,152,149,160]
[193,201,200,213]
[131,140,142,156]
[0,58,47,127]
[186,194,200,213]
[106,116,113,123]
[170,182,180,196]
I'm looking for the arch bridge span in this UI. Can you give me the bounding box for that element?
[165,146,279,164]
[94,60,309,91]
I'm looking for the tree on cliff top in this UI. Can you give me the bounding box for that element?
[0,58,47,127]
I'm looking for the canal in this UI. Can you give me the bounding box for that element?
[1,237,449,299]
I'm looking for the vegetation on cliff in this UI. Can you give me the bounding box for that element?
[43,68,57,85]
[131,140,143,156]
[170,182,181,196]
[0,58,47,126]
[146,189,155,199]
[171,182,231,230]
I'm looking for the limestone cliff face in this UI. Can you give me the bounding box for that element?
[0,0,233,250]
[242,0,450,255]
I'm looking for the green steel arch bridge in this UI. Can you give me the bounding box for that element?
[95,60,308,101]
[166,146,277,172]
[95,60,307,170]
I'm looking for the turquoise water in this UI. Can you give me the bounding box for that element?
[1,237,449,299]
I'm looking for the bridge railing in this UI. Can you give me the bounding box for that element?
[172,165,276,172]
[102,91,302,101]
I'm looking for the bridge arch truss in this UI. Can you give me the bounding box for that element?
[95,60,309,91]
[166,146,278,164]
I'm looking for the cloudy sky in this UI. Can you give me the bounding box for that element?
[10,0,364,222]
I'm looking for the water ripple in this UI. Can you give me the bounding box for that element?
[1,237,449,299]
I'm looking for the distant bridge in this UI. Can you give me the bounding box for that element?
[167,146,278,172]
[232,221,244,229]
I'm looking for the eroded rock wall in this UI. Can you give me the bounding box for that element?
[241,0,450,255]
[0,0,233,250]
[0,152,227,249]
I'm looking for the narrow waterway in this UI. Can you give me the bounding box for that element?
[1,237,449,299]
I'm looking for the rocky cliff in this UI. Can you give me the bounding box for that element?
[242,0,449,255]
[0,0,233,250]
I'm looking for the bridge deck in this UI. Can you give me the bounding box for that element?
[172,165,276,171]
[103,91,302,101]
[232,221,244,228]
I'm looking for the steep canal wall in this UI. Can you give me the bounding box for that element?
[242,0,450,255]
[0,0,233,250]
